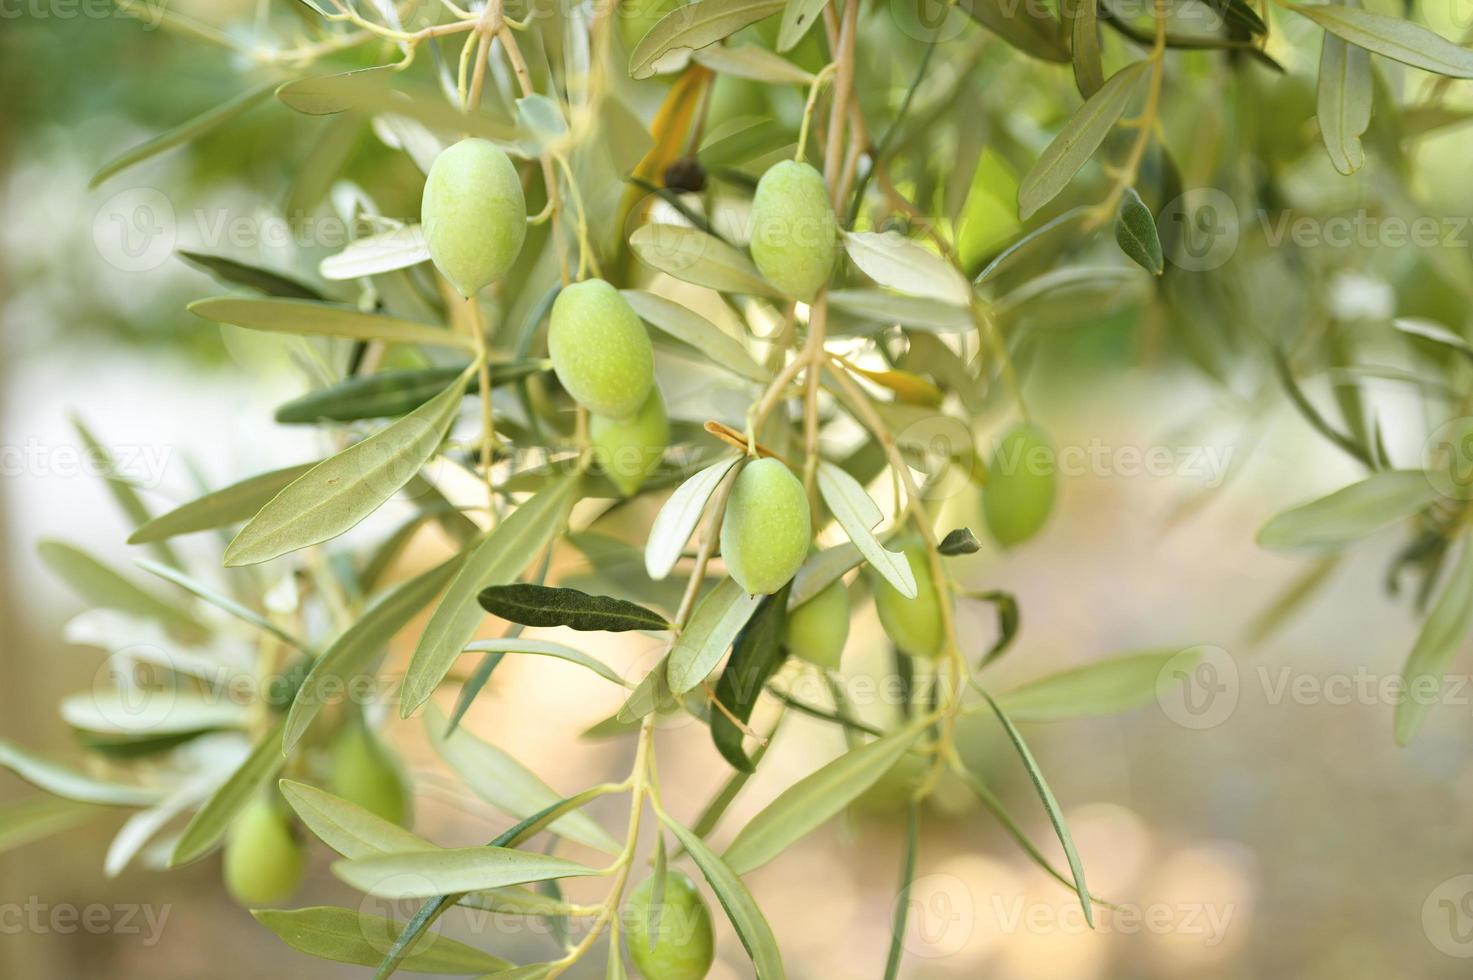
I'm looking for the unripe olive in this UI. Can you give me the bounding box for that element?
[720,458,811,595]
[591,388,669,497]
[422,139,527,298]
[623,871,715,980]
[329,721,411,827]
[749,161,838,301]
[983,424,1056,548]
[784,579,849,669]
[222,796,305,907]
[872,543,944,660]
[548,279,655,419]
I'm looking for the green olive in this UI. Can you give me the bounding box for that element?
[329,721,411,827]
[784,579,849,670]
[872,543,944,660]
[222,796,305,907]
[983,424,1056,548]
[591,388,669,497]
[749,160,838,301]
[623,871,715,980]
[422,138,527,298]
[548,279,655,419]
[721,458,811,595]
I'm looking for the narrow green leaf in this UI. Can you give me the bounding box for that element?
[463,638,628,686]
[827,290,973,333]
[957,0,1070,62]
[1292,3,1473,78]
[1396,540,1473,745]
[319,226,431,280]
[128,464,316,544]
[1257,470,1438,551]
[400,474,580,715]
[425,705,622,855]
[478,584,671,633]
[620,291,768,383]
[788,543,863,609]
[667,578,764,694]
[334,847,598,899]
[1393,317,1473,360]
[661,816,786,980]
[1114,188,1164,276]
[135,557,307,649]
[980,690,1093,927]
[724,721,926,874]
[629,0,787,79]
[629,225,782,298]
[712,586,791,772]
[275,363,546,425]
[839,231,972,308]
[615,656,677,724]
[816,463,918,599]
[997,650,1190,722]
[284,554,464,751]
[280,780,433,859]
[973,589,1021,665]
[253,906,512,974]
[646,456,741,581]
[1318,11,1373,176]
[777,0,829,50]
[276,67,402,114]
[648,832,669,951]
[189,297,475,351]
[225,367,474,565]
[1070,0,1104,97]
[0,740,162,806]
[883,799,920,980]
[177,250,323,300]
[90,82,274,189]
[0,797,103,855]
[37,540,205,640]
[172,715,289,865]
[60,692,247,735]
[1018,60,1152,220]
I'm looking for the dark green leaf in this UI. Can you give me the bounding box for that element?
[275,362,547,425]
[1115,188,1164,276]
[90,83,275,188]
[712,585,791,772]
[177,250,324,300]
[478,584,673,633]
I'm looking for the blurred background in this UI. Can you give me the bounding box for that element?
[5,1,1473,979]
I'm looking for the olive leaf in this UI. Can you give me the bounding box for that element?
[319,225,431,280]
[89,82,275,188]
[463,638,629,686]
[1393,317,1473,361]
[645,456,742,581]
[815,462,918,599]
[788,543,863,608]
[777,0,829,51]
[425,705,622,855]
[647,832,668,951]
[135,558,308,649]
[839,231,973,308]
[279,780,433,859]
[660,815,787,980]
[724,720,926,874]
[938,528,981,555]
[629,225,782,298]
[628,0,787,79]
[826,289,973,333]
[620,290,769,382]
[1395,541,1473,745]
[276,67,401,114]
[712,585,791,772]
[1017,60,1152,220]
[615,655,679,723]
[37,540,206,640]
[172,715,290,865]
[478,584,672,632]
[691,44,815,84]
[283,554,464,752]
[334,847,599,899]
[277,70,522,141]
[979,689,1093,927]
[1115,188,1164,276]
[1257,470,1438,552]
[956,0,1070,62]
[834,358,944,406]
[883,800,921,980]
[278,362,546,424]
[189,297,475,351]
[177,250,324,300]
[973,589,1021,665]
[225,367,474,566]
[0,739,163,807]
[59,692,246,736]
[996,650,1191,722]
[667,578,764,694]
[400,473,580,716]
[1318,13,1373,176]
[254,907,513,975]
[1070,0,1104,97]
[128,464,316,543]
[0,797,103,856]
[1291,3,1473,78]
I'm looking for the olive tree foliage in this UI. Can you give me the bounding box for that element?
[9,0,1473,974]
